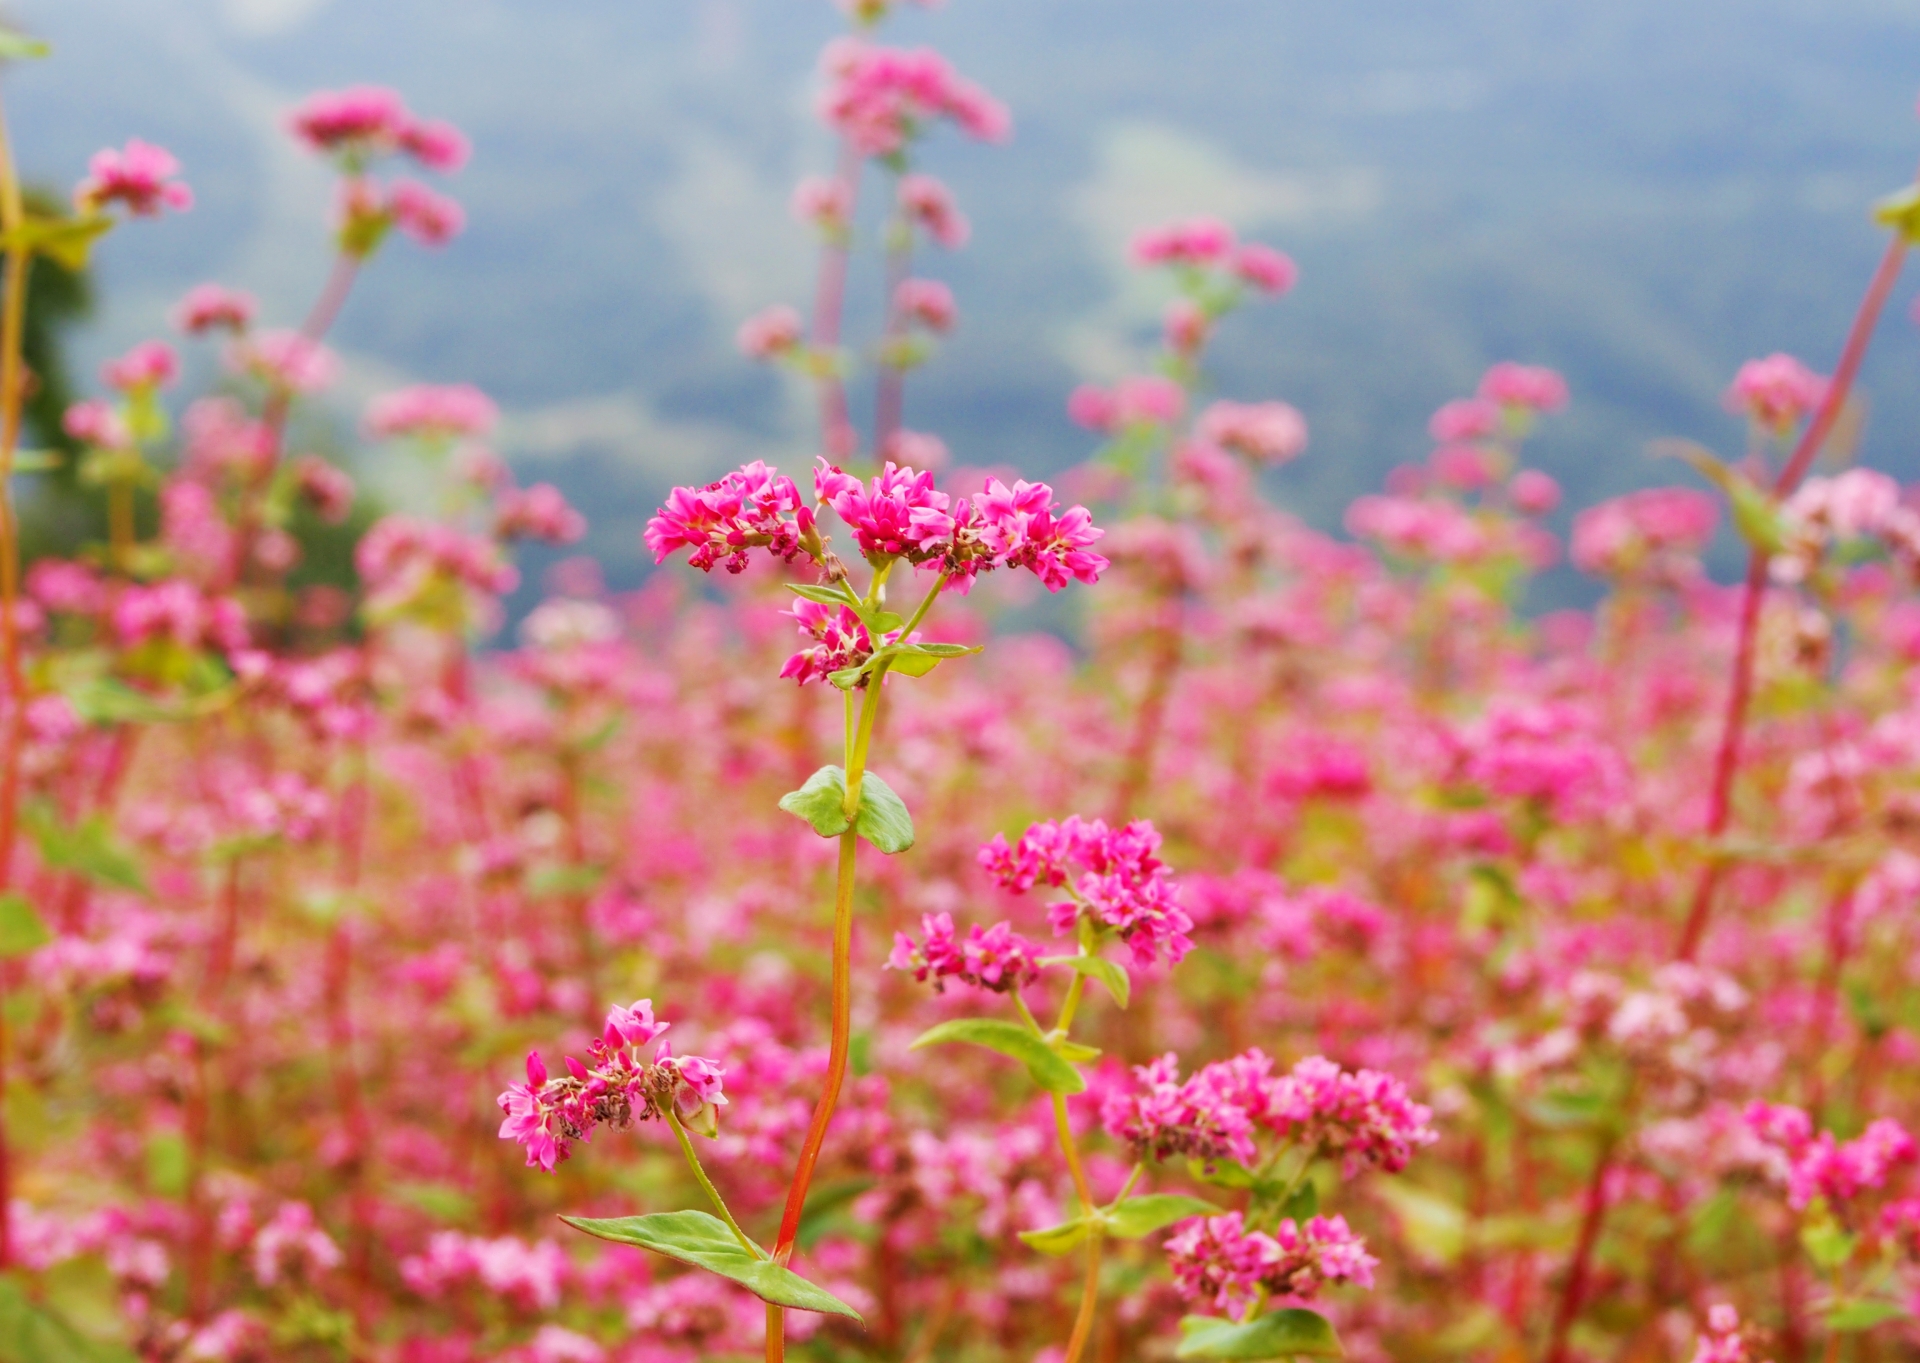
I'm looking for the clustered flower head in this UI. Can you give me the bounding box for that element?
[74,139,193,217]
[1130,217,1296,295]
[366,383,500,442]
[497,1000,727,1171]
[644,461,817,574]
[981,815,1192,966]
[1691,1305,1758,1363]
[1725,352,1827,433]
[1165,1211,1378,1321]
[1745,1103,1917,1211]
[1196,400,1308,465]
[1068,376,1186,434]
[102,340,178,394]
[287,85,470,172]
[888,912,1042,994]
[1477,361,1569,413]
[1571,486,1720,581]
[819,39,1010,157]
[778,600,874,685]
[172,283,256,336]
[898,174,969,248]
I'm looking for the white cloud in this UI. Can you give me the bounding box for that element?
[222,0,333,37]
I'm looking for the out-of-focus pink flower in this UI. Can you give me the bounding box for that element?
[737,305,805,361]
[792,176,853,235]
[982,816,1186,964]
[289,86,469,172]
[63,399,131,450]
[1510,469,1562,514]
[820,40,1010,158]
[1429,443,1498,491]
[1132,217,1235,269]
[896,278,956,333]
[102,340,178,393]
[1234,243,1297,294]
[1429,398,1502,443]
[291,457,355,524]
[389,178,465,246]
[1197,401,1307,465]
[74,139,192,217]
[1068,376,1185,434]
[1266,1056,1440,1176]
[495,484,587,545]
[899,174,969,249]
[1571,487,1719,580]
[974,477,1109,592]
[172,284,257,336]
[1477,362,1569,413]
[228,330,339,395]
[1691,1305,1751,1363]
[1164,299,1210,357]
[1725,353,1827,433]
[1165,1211,1377,1321]
[366,384,499,441]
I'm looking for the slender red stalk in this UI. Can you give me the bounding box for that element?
[1675,227,1909,961]
[1543,1137,1617,1363]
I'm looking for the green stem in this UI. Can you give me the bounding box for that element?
[1052,1091,1103,1363]
[665,1109,756,1254]
[895,570,949,636]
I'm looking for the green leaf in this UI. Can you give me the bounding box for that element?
[7,450,59,474]
[60,677,172,726]
[0,215,112,271]
[1017,1217,1091,1256]
[1827,1299,1908,1332]
[854,770,915,853]
[828,663,872,690]
[1873,184,1920,242]
[1177,1309,1344,1359]
[1186,1157,1261,1190]
[1801,1219,1856,1271]
[884,649,942,678]
[786,582,858,609]
[1053,1038,1102,1064]
[1106,1194,1219,1239]
[0,1276,135,1363]
[1371,1181,1465,1267]
[779,765,852,838]
[910,1018,1086,1094]
[1278,1182,1319,1223]
[863,610,905,635]
[0,32,51,61]
[1655,439,1788,555]
[27,811,147,895]
[1039,954,1130,1008]
[562,1212,861,1320]
[901,641,983,658]
[0,894,50,958]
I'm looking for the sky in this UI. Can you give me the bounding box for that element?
[8,0,1920,605]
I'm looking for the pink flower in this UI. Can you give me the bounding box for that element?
[389,178,465,246]
[172,283,256,336]
[792,176,853,235]
[1510,469,1562,514]
[645,461,815,573]
[1428,398,1502,443]
[1477,362,1569,413]
[974,477,1109,592]
[366,383,498,443]
[1691,1305,1751,1363]
[896,278,956,333]
[1233,243,1297,294]
[1571,487,1719,580]
[1132,217,1235,268]
[1265,1056,1439,1176]
[778,600,873,686]
[289,87,468,172]
[819,40,1010,158]
[899,174,970,249]
[737,305,805,361]
[62,399,130,450]
[818,458,952,561]
[1726,353,1826,432]
[228,330,339,394]
[102,340,178,393]
[1196,401,1307,465]
[1068,376,1186,434]
[983,816,1187,965]
[495,484,587,545]
[1100,1053,1260,1166]
[290,457,355,524]
[1164,299,1210,356]
[74,139,192,217]
[1430,443,1498,490]
[1165,1211,1377,1321]
[888,913,1042,994]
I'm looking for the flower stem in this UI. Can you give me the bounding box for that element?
[665,1109,756,1253]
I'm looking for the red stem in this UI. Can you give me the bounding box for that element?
[1544,1138,1616,1363]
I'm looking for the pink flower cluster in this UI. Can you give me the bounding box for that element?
[778,600,874,686]
[1690,1305,1754,1363]
[337,176,467,250]
[819,39,1010,157]
[644,462,816,574]
[980,816,1192,966]
[737,305,805,361]
[1165,1211,1377,1321]
[1477,361,1569,413]
[355,515,519,616]
[1100,1052,1263,1166]
[103,340,178,393]
[74,139,193,217]
[287,86,470,171]
[899,174,969,248]
[365,383,499,441]
[1068,376,1186,434]
[888,912,1042,994]
[172,283,256,336]
[227,330,340,395]
[1745,1103,1916,1211]
[495,484,588,545]
[496,1000,727,1172]
[1725,352,1827,432]
[1571,487,1720,580]
[1196,400,1309,465]
[1130,217,1296,294]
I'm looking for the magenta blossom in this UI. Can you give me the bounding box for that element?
[288,86,470,172]
[1165,1211,1377,1321]
[1477,361,1569,413]
[646,461,816,574]
[778,600,874,686]
[495,484,587,545]
[819,39,1010,158]
[366,384,499,442]
[75,139,192,217]
[899,174,969,249]
[888,913,1042,994]
[172,284,256,336]
[1197,401,1308,465]
[982,816,1188,966]
[737,305,805,361]
[102,340,179,394]
[1725,353,1826,433]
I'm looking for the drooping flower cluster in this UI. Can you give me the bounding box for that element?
[644,462,817,574]
[778,600,874,685]
[1724,352,1827,433]
[981,816,1192,966]
[1195,400,1309,465]
[286,85,470,171]
[1130,216,1296,295]
[74,138,193,217]
[497,1000,727,1171]
[888,912,1043,994]
[1164,1212,1377,1320]
[1571,486,1720,581]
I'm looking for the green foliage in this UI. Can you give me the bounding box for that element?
[1176,1308,1344,1359]
[1106,1194,1220,1239]
[1017,1217,1090,1256]
[0,1275,133,1362]
[0,894,50,958]
[562,1212,863,1320]
[778,765,916,852]
[909,1018,1086,1093]
[24,805,147,894]
[1039,953,1130,1008]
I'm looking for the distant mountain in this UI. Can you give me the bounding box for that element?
[10,0,1920,610]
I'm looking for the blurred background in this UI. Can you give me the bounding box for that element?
[6,0,1920,609]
